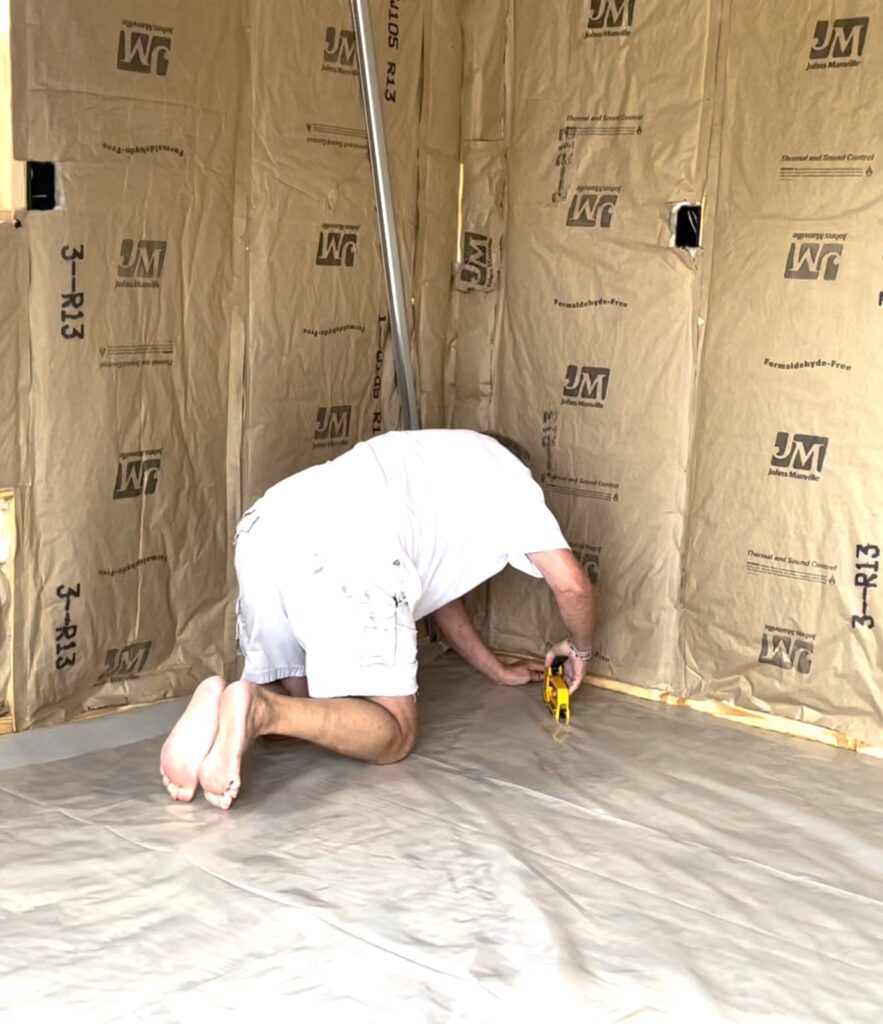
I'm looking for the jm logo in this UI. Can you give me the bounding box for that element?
[567,191,618,228]
[117,28,172,76]
[459,232,493,288]
[314,405,352,442]
[758,633,813,675]
[563,365,611,403]
[810,17,869,59]
[587,0,637,30]
[784,242,842,281]
[100,641,153,681]
[114,454,161,499]
[324,27,358,67]
[316,229,358,267]
[118,239,167,280]
[771,433,829,473]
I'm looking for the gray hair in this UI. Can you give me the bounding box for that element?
[482,432,532,470]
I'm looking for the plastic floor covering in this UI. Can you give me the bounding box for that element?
[1,653,881,1023]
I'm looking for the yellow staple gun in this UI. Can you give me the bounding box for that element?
[543,657,571,724]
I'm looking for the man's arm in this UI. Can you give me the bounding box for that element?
[432,598,545,686]
[527,548,595,693]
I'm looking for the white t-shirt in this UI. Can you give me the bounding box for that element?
[258,430,570,620]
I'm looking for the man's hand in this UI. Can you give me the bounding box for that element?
[494,657,546,686]
[526,549,595,696]
[544,639,589,694]
[433,598,546,686]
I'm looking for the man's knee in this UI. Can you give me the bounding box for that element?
[374,739,414,765]
[378,724,416,765]
[368,695,417,765]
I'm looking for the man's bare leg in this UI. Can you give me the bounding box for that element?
[263,676,308,740]
[278,677,309,698]
[160,675,226,802]
[198,681,417,810]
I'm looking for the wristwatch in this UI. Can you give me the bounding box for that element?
[568,640,593,661]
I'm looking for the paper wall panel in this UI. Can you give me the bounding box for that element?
[247,0,422,270]
[480,0,711,689]
[0,223,27,488]
[448,142,506,431]
[243,0,423,505]
[11,0,243,162]
[243,195,396,503]
[413,0,463,428]
[8,0,248,724]
[444,1,509,431]
[711,0,881,220]
[13,157,238,727]
[509,0,716,244]
[460,0,506,143]
[0,224,27,717]
[683,0,883,746]
[490,237,695,686]
[7,0,879,751]
[249,0,420,201]
[683,236,883,742]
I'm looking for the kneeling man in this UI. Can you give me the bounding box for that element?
[160,429,595,809]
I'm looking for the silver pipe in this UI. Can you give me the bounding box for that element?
[351,0,420,430]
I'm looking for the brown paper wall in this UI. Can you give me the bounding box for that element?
[0,223,27,717]
[412,0,463,428]
[0,222,26,495]
[243,0,422,506]
[682,0,883,747]
[7,0,883,750]
[17,167,238,727]
[10,0,247,727]
[8,0,432,727]
[11,0,243,163]
[475,0,714,691]
[445,0,508,435]
[475,0,883,749]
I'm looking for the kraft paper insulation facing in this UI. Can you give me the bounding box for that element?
[0,221,26,719]
[3,0,882,752]
[681,0,883,746]
[244,0,417,504]
[1,655,882,1022]
[447,0,883,748]
[6,0,251,727]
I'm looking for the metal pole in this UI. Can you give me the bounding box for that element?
[351,0,420,430]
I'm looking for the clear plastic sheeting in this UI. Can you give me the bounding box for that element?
[1,654,881,1022]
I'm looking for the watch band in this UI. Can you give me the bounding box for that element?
[568,640,593,661]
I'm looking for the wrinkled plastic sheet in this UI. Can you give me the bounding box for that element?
[1,654,881,1022]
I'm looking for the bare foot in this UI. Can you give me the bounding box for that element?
[198,680,264,810]
[160,675,226,802]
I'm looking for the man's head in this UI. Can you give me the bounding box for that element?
[483,432,532,471]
